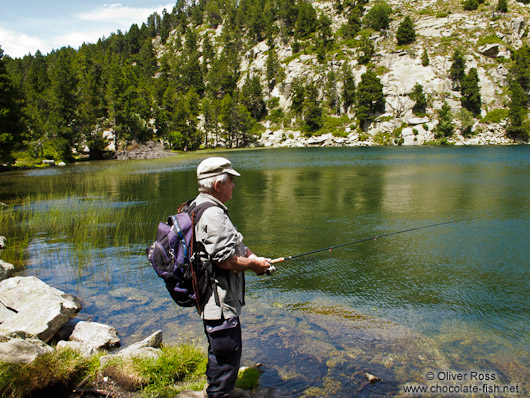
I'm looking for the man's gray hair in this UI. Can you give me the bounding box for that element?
[198,173,229,193]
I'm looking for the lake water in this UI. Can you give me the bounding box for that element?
[1,146,529,396]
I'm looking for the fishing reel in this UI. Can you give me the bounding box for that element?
[266,265,276,276]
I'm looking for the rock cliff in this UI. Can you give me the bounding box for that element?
[160,0,530,146]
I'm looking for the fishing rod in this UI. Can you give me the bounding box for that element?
[268,217,476,266]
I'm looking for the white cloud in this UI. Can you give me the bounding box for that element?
[0,27,52,58]
[79,3,174,26]
[52,29,111,50]
[1,2,175,58]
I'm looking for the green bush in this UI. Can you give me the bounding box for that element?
[463,0,479,10]
[481,108,509,124]
[396,16,416,45]
[363,1,393,31]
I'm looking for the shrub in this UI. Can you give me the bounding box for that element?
[396,16,416,45]
[436,102,455,138]
[481,108,509,124]
[363,1,393,31]
[496,0,508,12]
[456,108,476,137]
[421,49,430,66]
[463,0,479,10]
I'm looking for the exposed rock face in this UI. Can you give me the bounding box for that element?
[0,276,81,342]
[114,141,175,160]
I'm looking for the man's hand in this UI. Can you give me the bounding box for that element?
[217,253,271,274]
[250,256,271,275]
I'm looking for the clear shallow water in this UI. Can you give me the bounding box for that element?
[1,146,529,396]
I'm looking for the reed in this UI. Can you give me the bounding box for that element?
[0,191,156,275]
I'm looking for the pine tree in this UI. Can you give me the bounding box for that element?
[341,62,356,114]
[303,83,322,133]
[356,70,385,128]
[436,102,454,139]
[266,40,280,91]
[463,0,479,11]
[496,0,508,12]
[450,49,466,90]
[409,83,427,115]
[318,14,333,52]
[363,1,392,31]
[342,6,363,39]
[241,74,267,121]
[507,45,530,140]
[460,68,482,116]
[47,48,80,160]
[295,1,318,39]
[396,16,416,45]
[325,70,340,115]
[0,47,24,164]
[290,78,305,115]
[421,49,430,66]
[358,35,375,65]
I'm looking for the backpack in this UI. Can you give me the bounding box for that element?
[146,200,217,308]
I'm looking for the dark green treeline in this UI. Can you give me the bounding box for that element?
[1,0,530,165]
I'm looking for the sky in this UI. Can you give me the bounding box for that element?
[0,0,175,58]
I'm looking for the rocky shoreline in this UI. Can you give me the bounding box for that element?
[0,248,265,398]
[0,264,163,366]
[257,118,517,148]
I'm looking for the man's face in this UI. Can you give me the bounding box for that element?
[215,174,235,203]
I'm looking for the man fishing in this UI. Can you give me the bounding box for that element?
[191,157,271,398]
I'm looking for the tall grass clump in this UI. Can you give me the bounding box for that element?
[102,344,207,397]
[0,344,207,398]
[0,191,155,270]
[0,348,97,398]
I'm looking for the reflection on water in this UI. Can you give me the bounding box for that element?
[1,147,529,396]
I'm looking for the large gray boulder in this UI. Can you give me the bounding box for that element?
[0,276,81,342]
[100,330,163,366]
[69,321,120,350]
[0,260,14,282]
[0,334,54,364]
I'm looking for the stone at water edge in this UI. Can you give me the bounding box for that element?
[69,321,120,350]
[0,335,54,364]
[0,276,81,342]
[0,259,14,282]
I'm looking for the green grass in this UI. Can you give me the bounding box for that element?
[0,191,155,270]
[102,344,207,397]
[0,348,98,398]
[0,344,208,398]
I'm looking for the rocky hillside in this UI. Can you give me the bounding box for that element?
[157,0,530,146]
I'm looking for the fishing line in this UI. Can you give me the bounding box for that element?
[270,217,477,265]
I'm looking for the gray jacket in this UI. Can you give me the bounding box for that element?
[193,193,246,320]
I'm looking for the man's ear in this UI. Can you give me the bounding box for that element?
[213,179,223,192]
